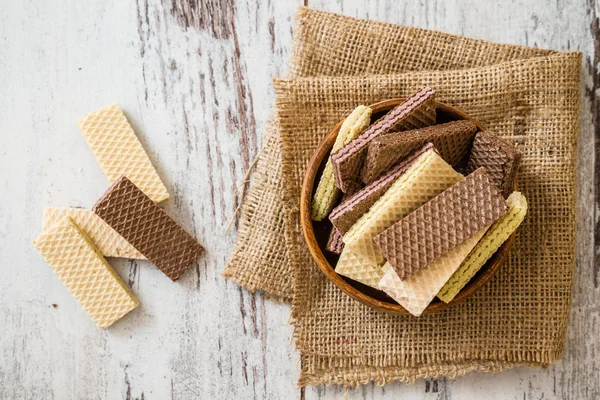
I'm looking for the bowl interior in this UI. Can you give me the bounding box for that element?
[304,99,514,315]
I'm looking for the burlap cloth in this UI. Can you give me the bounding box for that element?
[224,7,581,387]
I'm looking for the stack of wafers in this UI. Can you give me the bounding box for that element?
[312,88,527,316]
[34,105,204,328]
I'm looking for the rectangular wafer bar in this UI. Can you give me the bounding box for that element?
[378,226,488,317]
[329,143,434,235]
[331,87,436,193]
[33,217,139,328]
[361,120,478,183]
[374,168,508,280]
[312,105,372,221]
[467,131,521,197]
[437,191,527,303]
[92,176,204,281]
[334,149,462,288]
[43,207,143,259]
[325,226,344,254]
[78,104,170,203]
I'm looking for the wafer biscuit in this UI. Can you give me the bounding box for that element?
[374,168,507,280]
[335,247,384,288]
[438,191,527,303]
[312,106,372,221]
[467,131,521,197]
[78,104,169,203]
[42,207,143,259]
[325,227,344,254]
[92,176,204,281]
[331,88,436,193]
[378,226,488,317]
[361,120,477,183]
[33,217,139,328]
[329,143,433,235]
[335,149,462,288]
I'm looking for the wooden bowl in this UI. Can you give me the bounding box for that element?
[300,98,516,315]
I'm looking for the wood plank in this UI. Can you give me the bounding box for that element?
[0,0,596,398]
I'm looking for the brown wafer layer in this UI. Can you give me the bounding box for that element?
[374,168,508,280]
[467,131,522,197]
[325,227,344,254]
[92,176,204,281]
[361,120,478,183]
[330,87,436,193]
[329,143,434,235]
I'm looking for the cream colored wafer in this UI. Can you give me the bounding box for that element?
[33,217,139,328]
[312,106,371,220]
[335,150,463,288]
[335,247,383,288]
[437,191,528,303]
[379,226,489,316]
[78,104,169,203]
[43,207,143,259]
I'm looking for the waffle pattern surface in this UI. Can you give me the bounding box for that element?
[78,104,170,203]
[438,191,528,302]
[335,150,462,286]
[335,247,383,289]
[312,106,372,220]
[92,176,204,281]
[467,131,522,197]
[379,227,488,316]
[43,207,143,259]
[375,168,508,280]
[331,88,436,193]
[329,143,433,235]
[33,217,139,328]
[361,120,478,183]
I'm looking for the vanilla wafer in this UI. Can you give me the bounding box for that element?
[312,105,372,221]
[33,217,139,328]
[78,104,169,203]
[42,207,143,259]
[438,191,528,303]
[329,143,434,235]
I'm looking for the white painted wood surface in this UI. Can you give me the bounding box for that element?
[0,0,596,399]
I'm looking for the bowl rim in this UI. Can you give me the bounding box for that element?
[299,98,516,315]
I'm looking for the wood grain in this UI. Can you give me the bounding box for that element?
[0,0,596,399]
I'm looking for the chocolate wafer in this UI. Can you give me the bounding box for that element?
[330,87,436,193]
[374,168,508,280]
[378,226,488,317]
[361,120,478,183]
[329,143,434,235]
[92,176,204,281]
[335,149,462,289]
[467,131,521,197]
[325,227,344,254]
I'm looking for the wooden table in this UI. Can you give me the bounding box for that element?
[0,1,597,398]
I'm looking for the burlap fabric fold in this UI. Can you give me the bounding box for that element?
[226,7,581,386]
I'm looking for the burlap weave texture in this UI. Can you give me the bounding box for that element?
[226,7,580,386]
